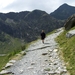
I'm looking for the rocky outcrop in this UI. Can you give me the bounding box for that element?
[66,29,75,38]
[0,70,14,75]
[64,14,75,30]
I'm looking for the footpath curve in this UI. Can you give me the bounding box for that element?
[1,28,69,75]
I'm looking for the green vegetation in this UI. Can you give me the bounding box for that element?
[0,33,26,54]
[56,28,75,75]
[0,9,64,43]
[0,34,26,71]
[0,44,26,71]
[47,29,56,36]
[0,56,9,71]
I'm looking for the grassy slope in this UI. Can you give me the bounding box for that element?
[0,34,26,71]
[56,28,75,75]
[0,36,23,54]
[0,56,9,71]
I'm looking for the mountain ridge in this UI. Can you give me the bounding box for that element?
[0,9,64,42]
[50,3,75,20]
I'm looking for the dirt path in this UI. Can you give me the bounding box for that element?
[4,28,69,75]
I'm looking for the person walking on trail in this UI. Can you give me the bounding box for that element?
[41,30,46,43]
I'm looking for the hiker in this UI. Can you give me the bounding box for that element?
[41,30,46,43]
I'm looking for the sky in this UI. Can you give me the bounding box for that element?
[0,0,75,14]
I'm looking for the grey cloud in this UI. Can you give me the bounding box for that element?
[3,0,60,13]
[2,0,75,13]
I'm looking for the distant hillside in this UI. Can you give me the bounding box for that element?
[0,9,64,54]
[50,3,75,20]
[0,10,64,43]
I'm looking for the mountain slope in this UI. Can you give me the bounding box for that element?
[0,10,64,42]
[50,3,75,20]
[0,9,64,55]
[56,27,75,75]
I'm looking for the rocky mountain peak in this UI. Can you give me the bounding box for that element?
[50,3,75,20]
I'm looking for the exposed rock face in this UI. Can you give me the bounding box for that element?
[64,14,75,30]
[66,29,75,38]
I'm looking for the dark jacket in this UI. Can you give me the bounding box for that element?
[41,32,46,40]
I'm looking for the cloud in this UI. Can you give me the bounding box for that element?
[0,0,15,10]
[0,0,75,13]
[3,0,62,13]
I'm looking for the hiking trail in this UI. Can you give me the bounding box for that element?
[1,28,69,75]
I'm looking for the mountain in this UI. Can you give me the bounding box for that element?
[50,3,75,20]
[0,10,64,43]
[2,3,75,53]
[0,10,64,53]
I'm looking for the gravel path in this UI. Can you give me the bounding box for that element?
[5,28,69,75]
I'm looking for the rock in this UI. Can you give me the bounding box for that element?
[20,69,23,74]
[45,59,48,61]
[44,68,50,71]
[54,62,58,65]
[61,69,67,74]
[20,51,26,55]
[33,71,36,74]
[48,55,52,57]
[9,60,16,63]
[42,72,47,75]
[48,49,53,52]
[0,70,13,74]
[48,71,55,75]
[55,70,60,74]
[42,53,48,55]
[5,63,13,68]
[41,65,45,67]
[1,67,6,70]
[66,29,75,38]
[27,67,34,69]
[16,54,21,56]
[64,14,75,30]
[31,62,35,65]
[54,49,58,52]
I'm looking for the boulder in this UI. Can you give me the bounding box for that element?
[9,60,16,63]
[31,62,35,65]
[5,63,13,68]
[66,29,75,38]
[20,69,23,74]
[53,49,58,52]
[20,51,26,55]
[64,14,75,30]
[0,70,13,74]
[42,53,48,55]
[48,71,56,75]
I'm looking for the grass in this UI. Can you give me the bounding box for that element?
[56,28,75,75]
[0,35,27,71]
[0,47,26,71]
[47,29,56,36]
[0,56,9,71]
[0,38,23,54]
